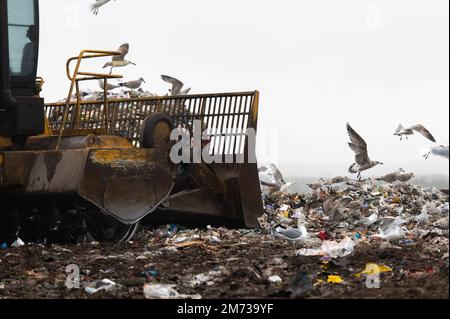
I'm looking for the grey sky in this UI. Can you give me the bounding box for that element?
[38,0,449,178]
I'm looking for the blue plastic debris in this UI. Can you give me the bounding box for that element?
[142,269,159,278]
[1,243,7,249]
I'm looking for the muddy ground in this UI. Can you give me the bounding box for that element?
[0,226,448,299]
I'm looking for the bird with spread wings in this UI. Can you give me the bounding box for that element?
[347,123,383,180]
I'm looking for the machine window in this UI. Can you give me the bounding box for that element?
[7,0,37,76]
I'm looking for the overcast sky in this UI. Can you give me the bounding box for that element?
[38,0,449,179]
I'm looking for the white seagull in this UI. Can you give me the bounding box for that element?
[119,78,146,90]
[259,164,296,192]
[161,75,192,96]
[394,124,436,142]
[103,43,136,74]
[90,0,115,15]
[371,216,407,241]
[422,144,449,160]
[274,220,309,242]
[376,169,405,183]
[98,79,120,91]
[347,123,383,180]
[355,212,379,227]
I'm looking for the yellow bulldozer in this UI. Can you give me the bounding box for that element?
[0,0,263,244]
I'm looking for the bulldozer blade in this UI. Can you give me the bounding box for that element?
[79,149,176,224]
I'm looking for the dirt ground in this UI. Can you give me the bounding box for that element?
[0,226,448,299]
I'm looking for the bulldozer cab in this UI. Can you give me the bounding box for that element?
[0,0,43,139]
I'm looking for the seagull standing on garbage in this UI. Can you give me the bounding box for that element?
[103,43,136,74]
[98,79,120,91]
[422,144,449,160]
[274,219,309,244]
[376,169,405,183]
[119,78,146,90]
[397,171,415,183]
[161,75,192,96]
[259,164,296,192]
[90,0,115,15]
[346,123,384,180]
[322,197,352,222]
[371,216,407,242]
[394,124,437,142]
[355,212,379,227]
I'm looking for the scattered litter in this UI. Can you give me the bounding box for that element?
[85,279,118,295]
[11,238,25,248]
[268,275,282,283]
[143,284,202,299]
[141,269,158,278]
[289,272,315,297]
[355,264,393,278]
[327,275,343,284]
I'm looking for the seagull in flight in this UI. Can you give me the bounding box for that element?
[259,164,296,192]
[90,0,115,15]
[372,217,407,242]
[394,124,436,142]
[346,123,383,180]
[103,43,136,74]
[161,75,192,96]
[422,144,449,160]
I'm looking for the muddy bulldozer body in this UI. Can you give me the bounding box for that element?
[0,51,263,244]
[1,0,263,243]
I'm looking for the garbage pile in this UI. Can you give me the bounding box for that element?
[0,166,448,299]
[57,87,158,103]
[259,172,449,258]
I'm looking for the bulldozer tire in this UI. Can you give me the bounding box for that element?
[140,112,174,149]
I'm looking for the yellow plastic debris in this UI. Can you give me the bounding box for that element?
[327,275,343,284]
[354,263,393,278]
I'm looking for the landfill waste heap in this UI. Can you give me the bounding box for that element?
[1,163,448,299]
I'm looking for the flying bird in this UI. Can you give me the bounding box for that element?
[119,78,146,90]
[161,75,191,96]
[259,164,296,192]
[372,216,407,242]
[90,0,114,15]
[98,79,120,91]
[422,144,449,160]
[346,123,383,180]
[103,43,136,74]
[394,124,436,143]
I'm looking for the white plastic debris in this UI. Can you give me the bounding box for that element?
[321,237,355,258]
[414,207,430,224]
[296,237,355,258]
[143,284,202,299]
[85,279,117,295]
[268,275,282,283]
[11,238,25,248]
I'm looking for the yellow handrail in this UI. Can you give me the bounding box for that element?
[56,50,125,150]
